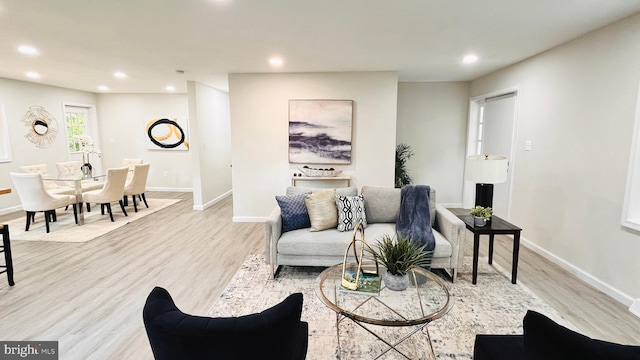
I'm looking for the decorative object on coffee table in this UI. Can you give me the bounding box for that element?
[367,233,429,291]
[470,206,493,227]
[340,222,379,292]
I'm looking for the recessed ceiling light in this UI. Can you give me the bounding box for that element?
[25,71,40,79]
[113,71,127,79]
[463,54,479,64]
[98,85,109,91]
[18,45,39,56]
[269,57,284,67]
[165,86,176,92]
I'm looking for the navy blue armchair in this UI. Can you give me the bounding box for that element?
[143,287,308,360]
[474,310,640,360]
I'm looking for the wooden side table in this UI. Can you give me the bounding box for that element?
[457,214,522,285]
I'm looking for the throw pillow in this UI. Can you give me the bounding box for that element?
[305,189,338,231]
[361,186,401,223]
[335,194,367,231]
[275,193,311,233]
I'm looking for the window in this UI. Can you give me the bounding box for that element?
[64,106,90,153]
[476,105,485,154]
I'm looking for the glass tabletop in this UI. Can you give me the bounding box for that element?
[317,263,452,326]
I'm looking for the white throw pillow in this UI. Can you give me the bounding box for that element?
[335,194,367,231]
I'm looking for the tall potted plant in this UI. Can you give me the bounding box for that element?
[395,143,413,188]
[367,234,429,291]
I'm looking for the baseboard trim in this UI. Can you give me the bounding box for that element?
[194,190,232,211]
[520,236,635,308]
[146,187,193,192]
[0,205,22,216]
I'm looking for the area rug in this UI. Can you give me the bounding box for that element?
[209,254,574,359]
[6,198,180,243]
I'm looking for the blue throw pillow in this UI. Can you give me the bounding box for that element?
[276,193,311,233]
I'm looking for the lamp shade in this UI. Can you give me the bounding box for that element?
[465,155,508,184]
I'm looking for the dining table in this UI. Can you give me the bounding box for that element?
[44,175,105,225]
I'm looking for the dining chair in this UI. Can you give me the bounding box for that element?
[122,158,143,181]
[122,159,143,206]
[55,160,104,193]
[19,163,70,194]
[9,172,78,233]
[123,163,150,212]
[82,167,129,222]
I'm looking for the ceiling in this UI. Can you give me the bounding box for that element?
[1,0,639,94]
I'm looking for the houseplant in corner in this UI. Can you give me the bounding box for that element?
[470,206,493,226]
[395,143,413,188]
[367,234,429,291]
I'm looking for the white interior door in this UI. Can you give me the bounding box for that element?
[463,90,518,218]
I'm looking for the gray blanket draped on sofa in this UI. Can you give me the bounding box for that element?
[396,185,436,266]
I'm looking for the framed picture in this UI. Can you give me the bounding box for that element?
[145,118,190,151]
[288,99,353,164]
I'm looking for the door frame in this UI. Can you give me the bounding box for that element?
[463,86,520,219]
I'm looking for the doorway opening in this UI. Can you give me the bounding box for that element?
[463,88,519,219]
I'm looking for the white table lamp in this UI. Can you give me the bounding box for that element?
[465,154,508,208]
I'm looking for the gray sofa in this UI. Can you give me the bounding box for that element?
[264,186,466,281]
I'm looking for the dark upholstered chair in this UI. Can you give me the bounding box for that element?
[474,310,640,360]
[143,287,308,360]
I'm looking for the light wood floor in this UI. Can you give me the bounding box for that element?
[0,194,638,359]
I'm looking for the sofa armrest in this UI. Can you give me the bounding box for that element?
[434,205,466,273]
[264,207,283,267]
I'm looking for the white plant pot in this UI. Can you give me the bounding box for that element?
[474,216,487,227]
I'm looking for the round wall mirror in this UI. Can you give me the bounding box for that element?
[32,119,49,135]
[22,106,58,148]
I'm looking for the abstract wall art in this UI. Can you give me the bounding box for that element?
[288,99,353,164]
[145,118,190,151]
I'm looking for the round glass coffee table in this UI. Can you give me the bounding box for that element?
[317,263,452,359]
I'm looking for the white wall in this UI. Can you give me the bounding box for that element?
[0,78,97,212]
[396,82,470,205]
[96,93,191,191]
[187,81,232,210]
[228,72,398,221]
[470,13,640,304]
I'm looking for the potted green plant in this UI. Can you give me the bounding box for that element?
[367,234,429,291]
[470,206,493,226]
[395,143,413,188]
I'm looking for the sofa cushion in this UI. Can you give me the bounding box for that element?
[335,194,367,231]
[277,223,452,259]
[523,310,640,360]
[287,186,357,197]
[278,224,397,258]
[275,193,311,233]
[305,189,338,231]
[361,186,401,223]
